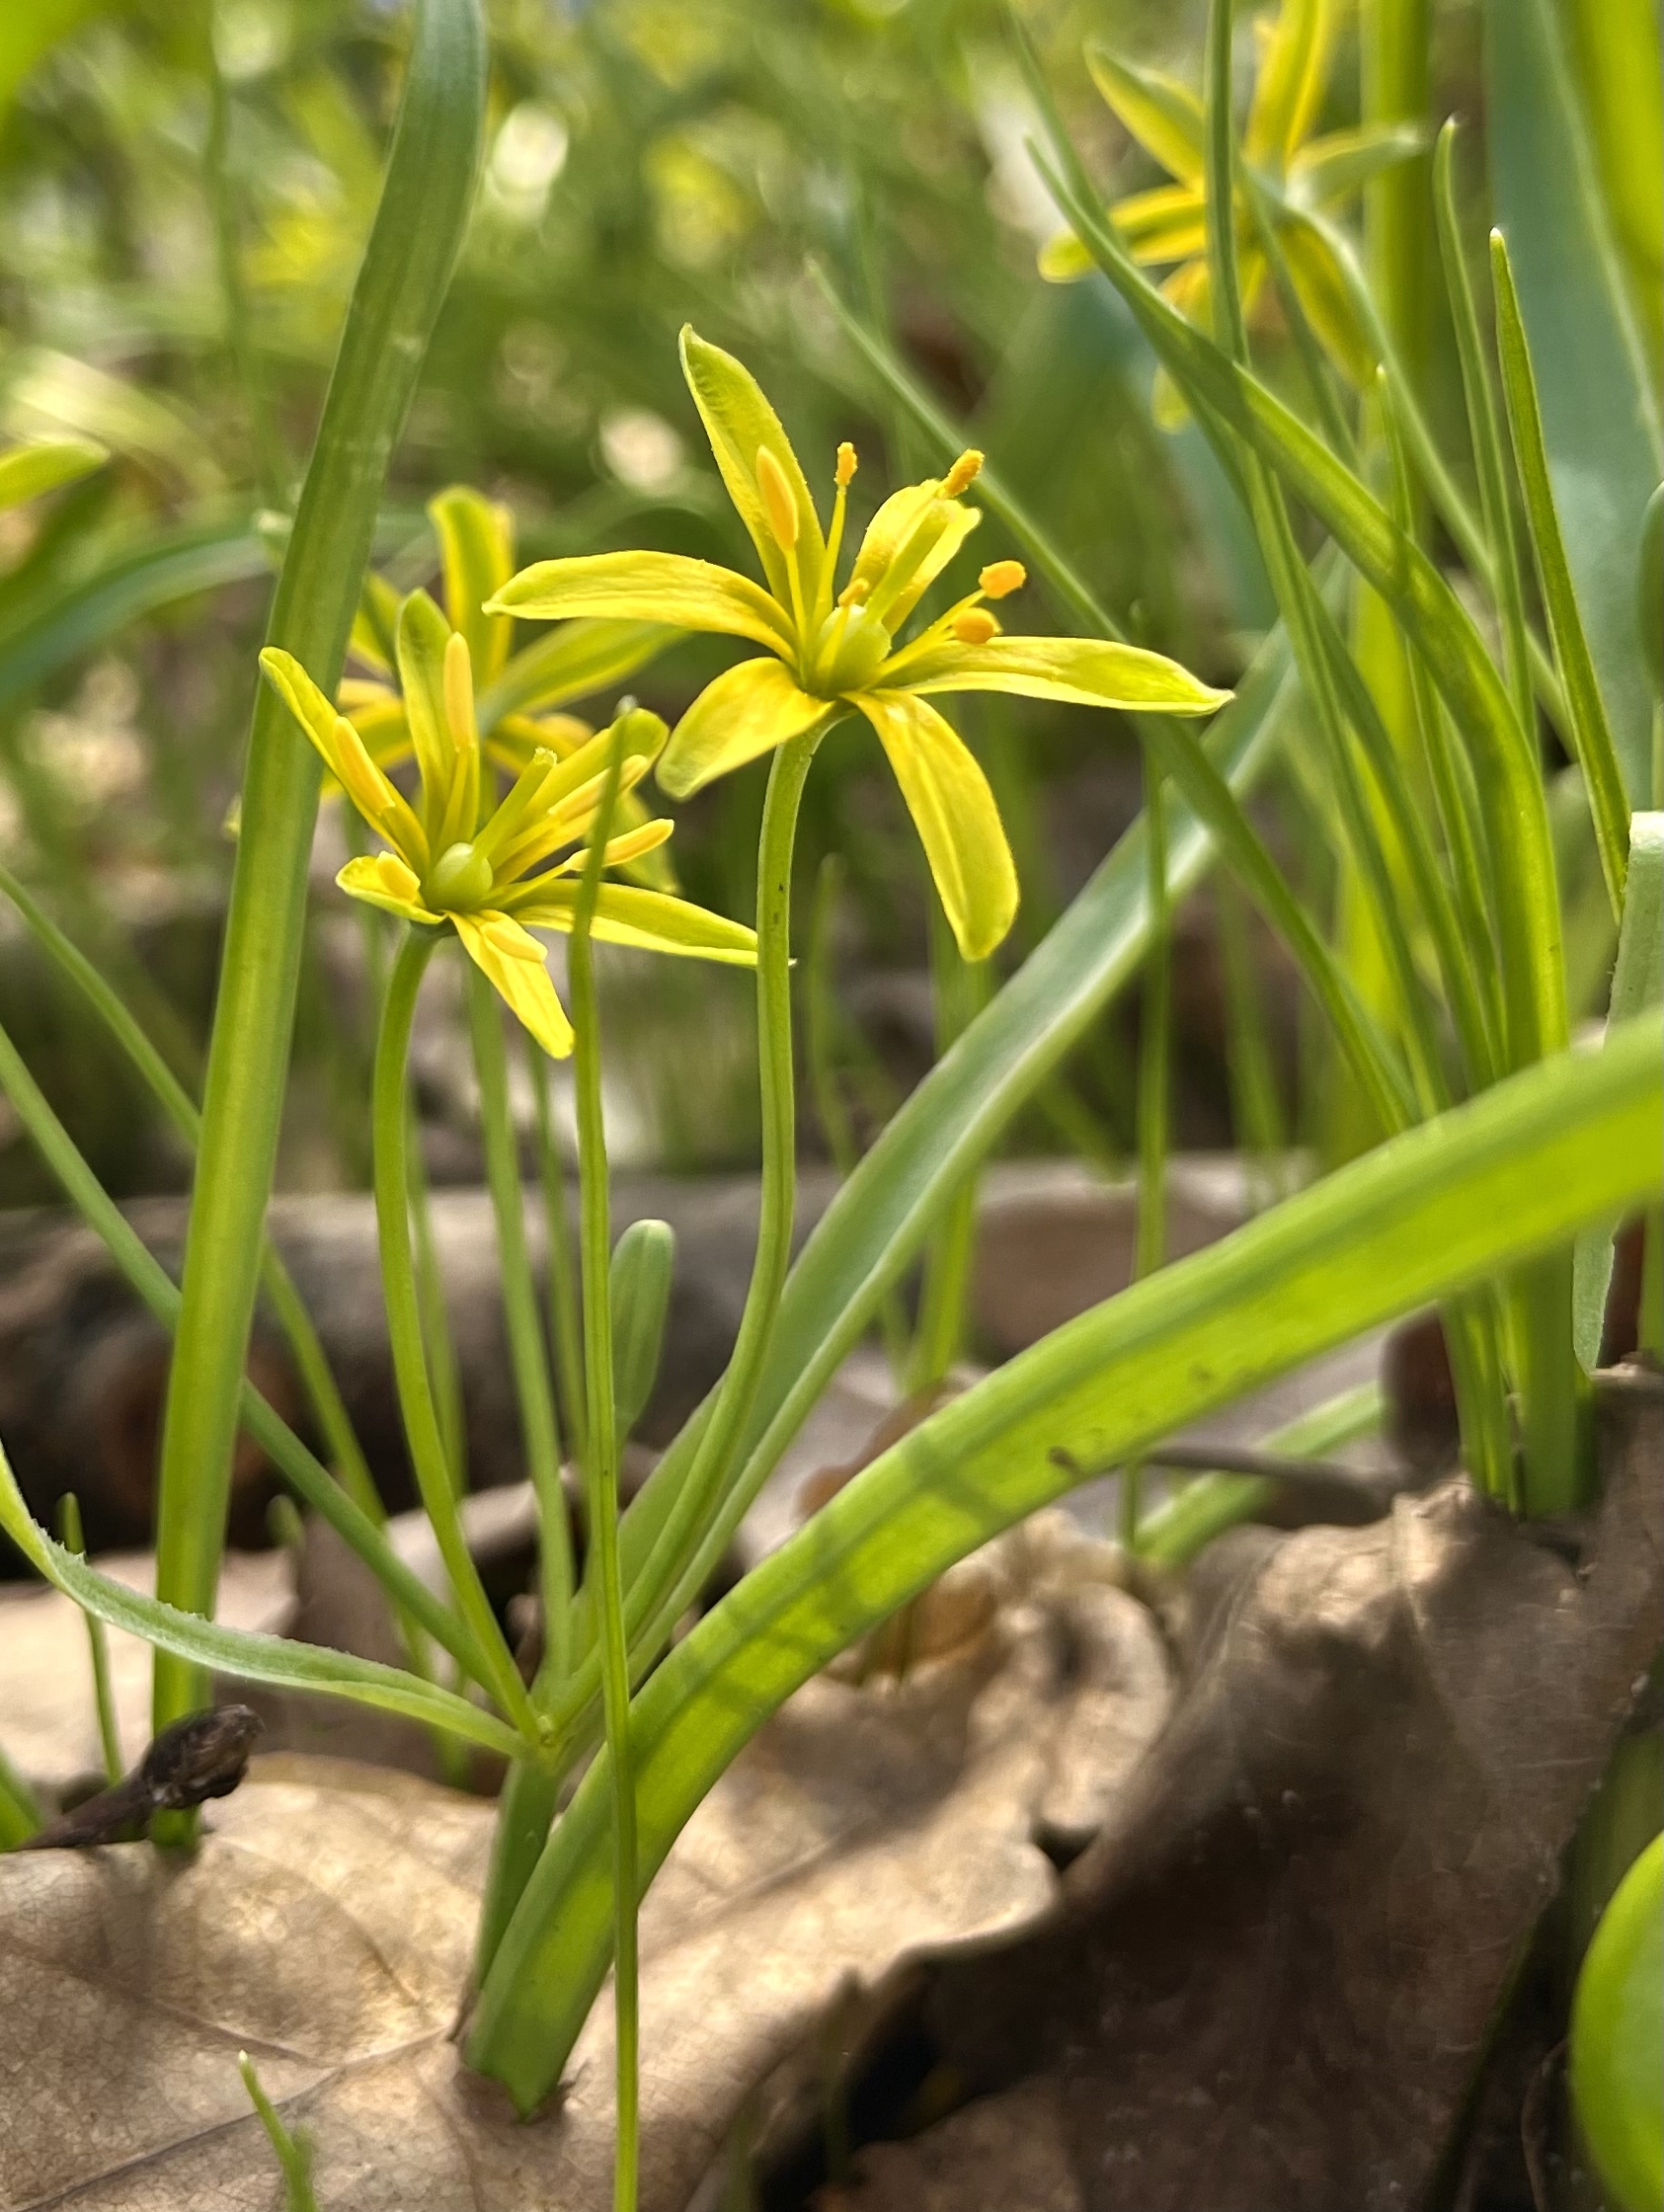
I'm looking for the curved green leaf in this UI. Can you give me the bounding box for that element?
[472,1013,1664,2107]
[0,1447,525,1763]
[0,516,270,713]
[0,437,105,513]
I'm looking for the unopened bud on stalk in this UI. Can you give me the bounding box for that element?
[755,445,799,550]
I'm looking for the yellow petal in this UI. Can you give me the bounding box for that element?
[1085,44,1205,188]
[1038,230,1093,283]
[260,648,428,865]
[337,852,442,924]
[1111,182,1210,266]
[853,689,1017,963]
[848,483,982,633]
[395,589,461,827]
[657,657,831,801]
[1244,0,1338,167]
[452,910,574,1060]
[895,635,1231,715]
[677,325,825,620]
[487,712,592,775]
[1289,122,1429,209]
[481,617,675,726]
[488,550,794,657]
[1276,207,1380,385]
[430,485,515,686]
[512,882,758,966]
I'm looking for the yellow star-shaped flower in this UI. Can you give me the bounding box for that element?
[261,592,756,1060]
[489,328,1228,963]
[1041,0,1425,422]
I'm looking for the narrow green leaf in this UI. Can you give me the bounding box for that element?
[1492,230,1633,921]
[0,1445,525,1763]
[472,1013,1664,2108]
[0,516,269,714]
[1030,138,1567,1078]
[1485,0,1662,799]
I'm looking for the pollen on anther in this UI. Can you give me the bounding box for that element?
[979,559,1026,599]
[754,445,799,551]
[835,441,858,488]
[943,449,984,497]
[953,609,999,645]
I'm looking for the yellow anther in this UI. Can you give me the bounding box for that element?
[755,445,799,551]
[835,441,858,489]
[837,576,871,608]
[443,629,477,748]
[942,449,984,497]
[953,609,1000,645]
[979,559,1026,599]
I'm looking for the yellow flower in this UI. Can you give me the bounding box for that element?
[1041,0,1425,422]
[488,330,1228,963]
[331,484,681,892]
[260,595,756,1060]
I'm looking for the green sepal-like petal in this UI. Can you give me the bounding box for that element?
[513,881,758,966]
[395,588,460,828]
[678,325,825,618]
[1085,44,1205,188]
[1111,182,1210,266]
[1245,0,1338,168]
[0,436,106,512]
[453,910,575,1061]
[431,485,515,685]
[1276,206,1380,385]
[1039,231,1093,283]
[260,648,430,866]
[480,618,677,727]
[337,852,442,924]
[1290,122,1429,209]
[658,656,831,800]
[489,551,794,658]
[853,688,1018,962]
[892,635,1231,715]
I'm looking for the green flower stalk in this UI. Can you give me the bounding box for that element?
[491,328,1228,964]
[260,597,756,1059]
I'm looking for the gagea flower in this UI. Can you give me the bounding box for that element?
[260,591,756,1060]
[488,328,1228,964]
[1041,0,1424,421]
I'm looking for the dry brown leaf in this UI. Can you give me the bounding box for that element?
[810,2078,1081,2212]
[0,1517,1167,2210]
[922,1378,1663,2212]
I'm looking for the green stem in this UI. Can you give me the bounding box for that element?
[529,1045,588,1468]
[1217,870,1288,1205]
[407,1111,467,1495]
[0,1747,41,1850]
[465,963,573,1691]
[59,1494,122,1784]
[1124,753,1172,1546]
[567,737,641,2212]
[372,932,537,1736]
[804,857,911,1379]
[150,0,485,1752]
[623,724,829,1660]
[909,892,991,1391]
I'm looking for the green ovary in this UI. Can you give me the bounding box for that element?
[427,841,495,911]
